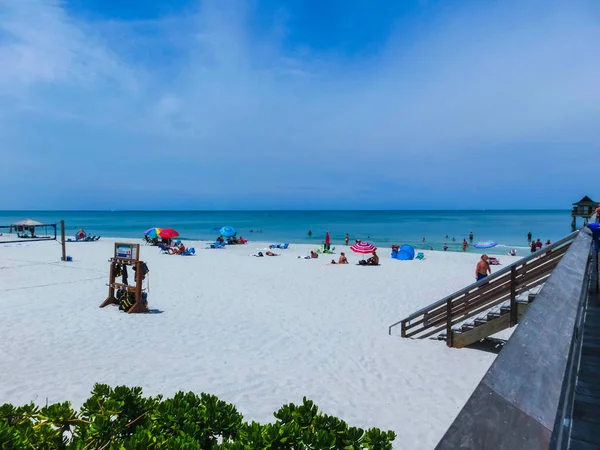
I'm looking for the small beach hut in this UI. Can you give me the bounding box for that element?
[11,219,43,236]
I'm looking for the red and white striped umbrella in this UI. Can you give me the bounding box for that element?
[350,241,377,254]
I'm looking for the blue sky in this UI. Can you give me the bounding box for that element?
[1,0,599,210]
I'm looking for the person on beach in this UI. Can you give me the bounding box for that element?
[508,249,517,256]
[443,243,448,251]
[535,239,542,250]
[527,232,532,241]
[345,234,349,245]
[530,241,536,253]
[310,251,318,259]
[545,239,551,246]
[469,232,473,242]
[476,255,491,281]
[331,252,348,264]
[429,246,434,251]
[452,237,456,242]
[367,251,379,265]
[308,230,312,237]
[462,239,468,252]
[422,237,426,243]
[265,251,279,256]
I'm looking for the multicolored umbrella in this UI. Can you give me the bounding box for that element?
[159,228,179,239]
[145,227,162,238]
[220,226,236,237]
[350,241,377,254]
[474,240,497,249]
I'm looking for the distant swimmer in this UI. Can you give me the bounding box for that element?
[345,233,349,245]
[469,232,474,242]
[452,237,456,242]
[308,229,312,237]
[429,246,433,251]
[527,232,532,241]
[476,255,491,281]
[422,237,426,243]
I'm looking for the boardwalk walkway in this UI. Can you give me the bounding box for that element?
[569,289,600,450]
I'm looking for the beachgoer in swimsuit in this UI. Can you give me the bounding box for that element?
[367,251,379,266]
[443,243,448,251]
[310,251,318,259]
[338,252,348,264]
[527,232,532,241]
[476,254,491,281]
[535,239,542,250]
[462,239,468,252]
[469,232,473,242]
[265,251,279,256]
[345,234,349,245]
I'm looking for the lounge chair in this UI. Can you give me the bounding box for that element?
[415,252,425,260]
[181,248,195,256]
[158,243,172,254]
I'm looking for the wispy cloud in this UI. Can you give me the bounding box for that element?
[1,0,599,209]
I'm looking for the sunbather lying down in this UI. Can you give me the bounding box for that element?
[254,251,280,257]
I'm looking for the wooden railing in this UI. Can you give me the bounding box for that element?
[389,230,580,346]
[434,227,594,450]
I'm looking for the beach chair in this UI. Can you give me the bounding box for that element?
[415,252,425,260]
[488,257,500,265]
[181,248,195,256]
[158,243,172,254]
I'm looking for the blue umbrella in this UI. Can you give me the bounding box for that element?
[474,240,497,249]
[220,226,236,237]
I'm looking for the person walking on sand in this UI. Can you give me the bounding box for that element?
[476,255,491,281]
[345,233,349,245]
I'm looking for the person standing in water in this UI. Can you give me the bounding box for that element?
[345,233,349,245]
[462,239,468,252]
[469,232,474,242]
[527,232,532,242]
[308,230,312,237]
[476,255,491,281]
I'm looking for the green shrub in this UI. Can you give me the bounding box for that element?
[0,384,395,449]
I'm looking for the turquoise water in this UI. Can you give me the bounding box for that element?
[0,210,576,252]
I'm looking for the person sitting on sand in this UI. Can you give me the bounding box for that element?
[366,251,379,266]
[338,252,348,264]
[265,251,279,256]
[310,251,318,259]
[508,249,517,256]
[476,254,491,281]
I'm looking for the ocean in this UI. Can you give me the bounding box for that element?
[0,210,578,253]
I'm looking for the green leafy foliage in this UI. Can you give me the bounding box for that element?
[0,385,395,449]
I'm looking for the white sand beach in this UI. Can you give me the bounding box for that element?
[0,238,514,449]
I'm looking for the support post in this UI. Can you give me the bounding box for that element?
[128,261,148,314]
[446,299,453,347]
[60,220,66,261]
[401,321,406,338]
[510,266,517,326]
[100,262,117,308]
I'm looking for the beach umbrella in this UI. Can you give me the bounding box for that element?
[350,241,377,254]
[325,232,330,245]
[220,226,236,237]
[474,240,497,249]
[144,227,162,238]
[159,228,179,239]
[12,219,43,227]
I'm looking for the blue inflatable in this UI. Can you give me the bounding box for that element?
[396,244,415,260]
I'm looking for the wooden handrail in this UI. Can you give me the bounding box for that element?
[389,229,580,338]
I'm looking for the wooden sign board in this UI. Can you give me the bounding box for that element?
[114,242,140,263]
